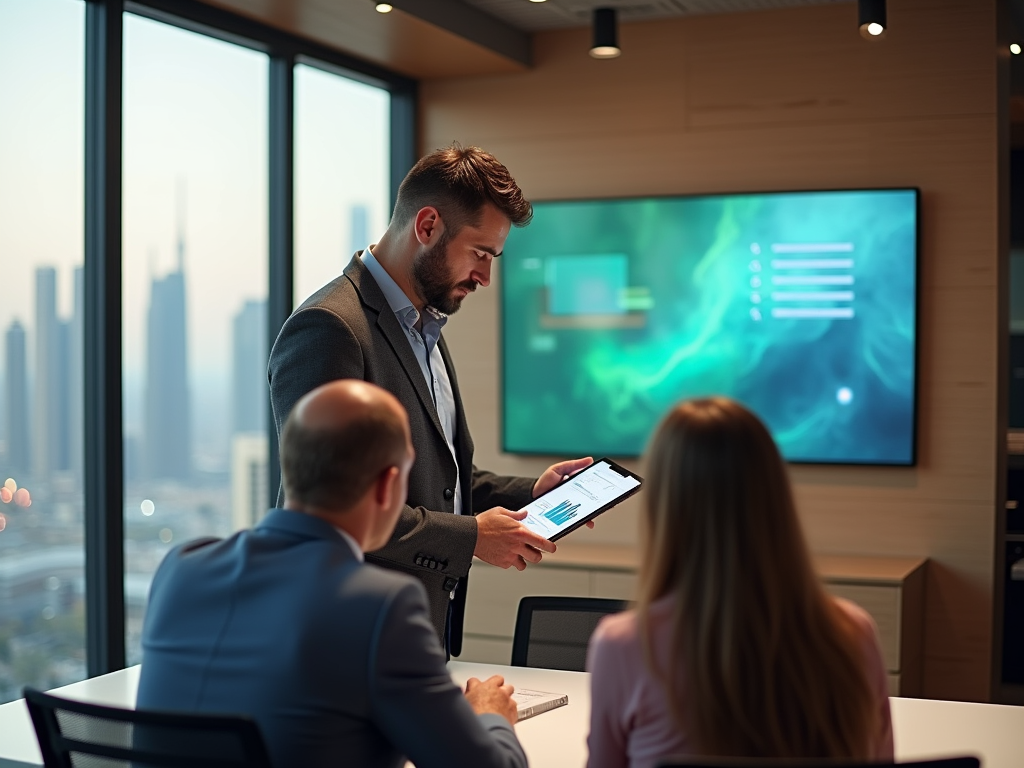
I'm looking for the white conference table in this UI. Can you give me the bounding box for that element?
[0,661,1022,767]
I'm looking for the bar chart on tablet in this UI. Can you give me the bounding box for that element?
[522,461,642,539]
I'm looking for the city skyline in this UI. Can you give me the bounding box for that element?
[0,263,267,480]
[0,0,392,700]
[0,267,84,484]
[0,197,376,482]
[1,6,391,374]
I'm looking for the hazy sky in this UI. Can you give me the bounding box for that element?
[0,0,84,330]
[1,0,390,465]
[122,12,269,383]
[295,64,391,304]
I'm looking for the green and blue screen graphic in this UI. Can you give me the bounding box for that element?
[501,190,918,465]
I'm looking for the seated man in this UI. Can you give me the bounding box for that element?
[136,380,527,768]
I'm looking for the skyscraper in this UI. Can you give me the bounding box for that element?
[33,267,61,480]
[69,266,84,482]
[349,203,369,256]
[231,299,267,436]
[4,320,30,476]
[55,320,71,472]
[143,229,191,481]
[231,433,267,531]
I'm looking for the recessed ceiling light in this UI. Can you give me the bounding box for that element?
[529,0,548,4]
[1012,43,1022,55]
[375,2,393,12]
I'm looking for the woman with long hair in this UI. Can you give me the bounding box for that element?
[586,397,893,768]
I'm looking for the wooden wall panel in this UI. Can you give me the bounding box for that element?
[421,0,1001,701]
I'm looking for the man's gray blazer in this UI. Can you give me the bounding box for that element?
[136,509,527,768]
[268,254,535,653]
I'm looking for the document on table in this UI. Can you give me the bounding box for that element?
[512,688,568,721]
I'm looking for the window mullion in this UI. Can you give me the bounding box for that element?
[84,0,127,677]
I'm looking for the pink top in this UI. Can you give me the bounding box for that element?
[585,597,894,768]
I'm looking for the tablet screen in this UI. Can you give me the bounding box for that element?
[521,460,641,540]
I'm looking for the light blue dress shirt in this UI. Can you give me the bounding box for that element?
[360,247,463,516]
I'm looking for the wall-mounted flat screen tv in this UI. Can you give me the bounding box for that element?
[501,189,919,465]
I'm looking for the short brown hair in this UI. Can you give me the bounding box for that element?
[392,143,532,235]
[280,404,407,511]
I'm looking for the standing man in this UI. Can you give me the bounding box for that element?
[269,144,591,654]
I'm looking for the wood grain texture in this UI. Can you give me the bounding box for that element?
[539,543,928,584]
[887,674,901,696]
[901,561,927,696]
[422,0,1002,701]
[204,0,527,78]
[462,556,924,694]
[829,583,902,671]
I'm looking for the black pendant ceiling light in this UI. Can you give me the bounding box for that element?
[858,0,886,40]
[590,7,621,59]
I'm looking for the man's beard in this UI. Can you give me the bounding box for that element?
[411,232,476,315]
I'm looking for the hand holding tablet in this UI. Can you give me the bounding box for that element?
[520,458,643,542]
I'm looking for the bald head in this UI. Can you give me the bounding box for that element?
[281,380,411,513]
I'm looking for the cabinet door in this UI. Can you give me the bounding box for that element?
[826,583,901,672]
[886,674,901,696]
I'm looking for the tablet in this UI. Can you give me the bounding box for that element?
[521,459,643,542]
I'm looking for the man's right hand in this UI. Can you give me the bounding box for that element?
[464,675,518,726]
[474,507,556,570]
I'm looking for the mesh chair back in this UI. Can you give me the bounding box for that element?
[656,757,980,768]
[511,596,629,672]
[24,687,272,768]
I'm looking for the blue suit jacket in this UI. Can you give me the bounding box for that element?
[136,509,527,768]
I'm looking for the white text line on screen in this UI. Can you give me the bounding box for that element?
[770,259,854,270]
[771,307,855,319]
[771,291,854,302]
[771,275,854,285]
[770,243,854,254]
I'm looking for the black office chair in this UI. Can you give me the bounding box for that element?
[24,687,273,768]
[510,596,629,672]
[656,757,980,768]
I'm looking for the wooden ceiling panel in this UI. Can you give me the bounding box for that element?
[203,0,528,78]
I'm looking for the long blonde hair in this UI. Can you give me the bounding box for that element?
[638,397,878,758]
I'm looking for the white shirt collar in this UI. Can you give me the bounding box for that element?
[361,245,449,336]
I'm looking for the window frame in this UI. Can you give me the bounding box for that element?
[82,0,415,675]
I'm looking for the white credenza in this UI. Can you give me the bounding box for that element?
[461,543,927,697]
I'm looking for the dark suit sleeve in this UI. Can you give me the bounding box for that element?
[369,581,527,768]
[471,468,536,514]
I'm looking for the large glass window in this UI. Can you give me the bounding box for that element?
[122,14,268,663]
[0,2,401,680]
[0,0,86,703]
[294,63,390,306]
